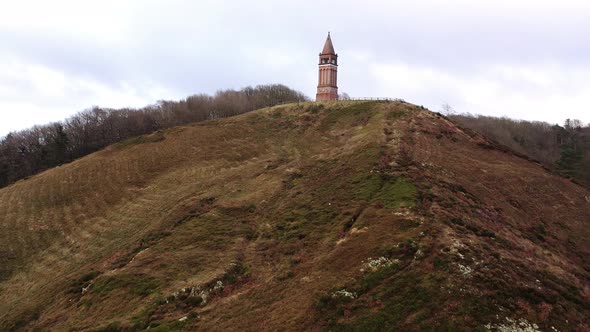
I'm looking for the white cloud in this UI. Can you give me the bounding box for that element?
[371,62,590,124]
[1,0,590,136]
[0,57,179,135]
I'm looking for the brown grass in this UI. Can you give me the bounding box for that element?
[0,101,589,331]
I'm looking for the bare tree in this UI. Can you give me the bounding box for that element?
[339,92,351,100]
[441,103,456,115]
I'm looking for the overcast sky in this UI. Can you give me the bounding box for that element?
[1,0,589,136]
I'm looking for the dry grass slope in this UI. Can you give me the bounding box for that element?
[0,101,588,331]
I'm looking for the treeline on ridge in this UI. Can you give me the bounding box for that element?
[0,84,307,188]
[450,114,590,185]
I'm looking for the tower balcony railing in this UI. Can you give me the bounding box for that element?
[344,97,399,101]
[321,97,407,102]
[276,98,407,106]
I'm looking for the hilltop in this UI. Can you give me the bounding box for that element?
[0,101,588,331]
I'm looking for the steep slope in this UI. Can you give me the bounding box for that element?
[0,101,588,331]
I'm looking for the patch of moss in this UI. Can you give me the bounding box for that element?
[275,270,294,281]
[386,110,406,121]
[306,103,325,114]
[360,264,400,292]
[354,174,384,201]
[275,205,339,241]
[217,203,257,217]
[221,261,251,284]
[113,131,165,149]
[67,270,101,294]
[111,231,171,268]
[283,171,303,189]
[130,308,153,331]
[4,307,42,331]
[332,309,400,332]
[94,321,122,332]
[433,257,450,271]
[323,271,451,332]
[377,177,417,209]
[354,174,417,209]
[146,320,186,332]
[91,274,160,297]
[349,291,428,330]
[320,101,381,130]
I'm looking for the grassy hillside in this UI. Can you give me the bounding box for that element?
[0,101,588,331]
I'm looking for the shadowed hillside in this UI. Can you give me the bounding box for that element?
[0,101,588,331]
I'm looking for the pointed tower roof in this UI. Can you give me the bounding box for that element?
[321,32,336,55]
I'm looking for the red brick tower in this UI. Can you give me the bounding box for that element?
[316,32,338,101]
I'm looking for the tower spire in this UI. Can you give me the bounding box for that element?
[321,32,336,55]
